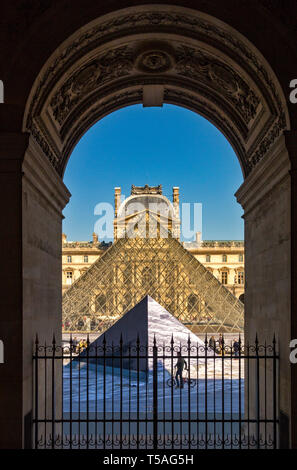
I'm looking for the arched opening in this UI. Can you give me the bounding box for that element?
[1,3,295,448]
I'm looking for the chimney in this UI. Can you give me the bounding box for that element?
[172,187,180,240]
[62,233,67,244]
[92,232,98,244]
[114,187,121,218]
[196,231,202,245]
[114,187,121,241]
[172,187,179,204]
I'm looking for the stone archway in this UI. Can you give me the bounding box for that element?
[1,2,296,449]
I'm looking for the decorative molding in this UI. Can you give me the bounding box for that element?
[175,45,260,125]
[24,7,288,176]
[50,45,134,125]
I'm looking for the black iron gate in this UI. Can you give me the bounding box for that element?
[33,334,279,449]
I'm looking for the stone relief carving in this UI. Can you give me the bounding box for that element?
[50,42,259,128]
[50,46,134,125]
[136,49,173,73]
[131,184,163,195]
[25,8,287,175]
[175,46,260,124]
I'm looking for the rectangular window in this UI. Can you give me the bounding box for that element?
[66,271,73,285]
[221,271,228,284]
[84,255,88,263]
[206,254,211,262]
[222,254,227,262]
[67,255,72,263]
[237,271,244,284]
[239,253,243,262]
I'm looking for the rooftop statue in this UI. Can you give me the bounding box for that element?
[131,184,162,195]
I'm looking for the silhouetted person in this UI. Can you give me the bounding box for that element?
[233,339,240,358]
[72,337,78,353]
[175,351,188,389]
[209,336,216,352]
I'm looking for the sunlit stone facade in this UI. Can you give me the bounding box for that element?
[62,186,244,301]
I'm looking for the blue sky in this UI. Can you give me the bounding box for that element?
[63,104,244,242]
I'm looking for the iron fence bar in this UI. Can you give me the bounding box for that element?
[171,335,174,450]
[153,335,158,450]
[273,334,277,449]
[222,335,225,449]
[137,334,140,450]
[247,340,250,449]
[51,335,56,449]
[196,341,199,449]
[33,335,279,450]
[34,335,39,449]
[163,342,165,450]
[69,336,73,449]
[255,334,260,449]
[187,335,191,450]
[230,338,233,450]
[86,334,89,449]
[120,334,123,450]
[34,417,278,424]
[239,334,242,449]
[145,342,148,450]
[204,334,208,450]
[179,341,182,450]
[264,340,267,448]
[95,342,98,448]
[36,353,278,359]
[128,342,131,450]
[61,340,64,449]
[213,338,216,449]
[78,340,81,449]
[44,341,47,450]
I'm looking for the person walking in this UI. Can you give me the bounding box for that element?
[233,338,240,358]
[174,351,188,389]
[218,334,224,355]
[72,336,78,353]
[209,335,216,352]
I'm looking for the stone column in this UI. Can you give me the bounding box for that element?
[0,132,29,448]
[0,134,70,448]
[114,187,121,240]
[285,130,297,448]
[236,134,291,447]
[22,138,70,448]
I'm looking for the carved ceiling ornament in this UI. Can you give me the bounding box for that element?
[50,45,134,125]
[23,6,288,176]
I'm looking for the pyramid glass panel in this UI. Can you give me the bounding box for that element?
[62,211,244,334]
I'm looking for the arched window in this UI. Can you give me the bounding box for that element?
[237,271,244,284]
[221,271,228,285]
[66,271,73,285]
[239,293,245,304]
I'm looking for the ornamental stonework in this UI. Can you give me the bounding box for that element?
[50,46,134,125]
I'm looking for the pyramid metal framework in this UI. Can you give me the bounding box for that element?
[62,213,244,334]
